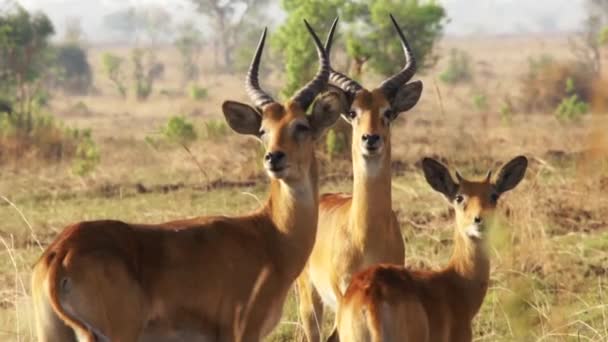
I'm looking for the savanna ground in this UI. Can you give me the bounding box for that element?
[1,34,608,341]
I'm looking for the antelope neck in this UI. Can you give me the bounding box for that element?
[350,145,393,240]
[266,157,319,278]
[446,229,490,313]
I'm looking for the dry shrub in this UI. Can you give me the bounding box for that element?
[0,130,73,163]
[520,56,595,113]
[0,112,83,164]
[591,77,608,113]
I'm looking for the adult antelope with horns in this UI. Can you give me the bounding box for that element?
[31,20,344,342]
[297,15,423,342]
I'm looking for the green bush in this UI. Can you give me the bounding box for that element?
[554,78,589,122]
[32,89,51,108]
[188,84,208,101]
[163,116,197,146]
[326,129,347,160]
[472,93,488,112]
[201,119,228,139]
[71,129,100,176]
[440,48,473,84]
[555,95,588,121]
[599,26,608,45]
[499,100,514,125]
[101,53,127,98]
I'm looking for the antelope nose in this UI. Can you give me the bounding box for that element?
[474,216,483,224]
[265,151,285,167]
[362,134,380,147]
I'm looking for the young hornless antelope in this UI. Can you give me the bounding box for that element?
[31,21,344,342]
[332,156,528,342]
[298,16,423,342]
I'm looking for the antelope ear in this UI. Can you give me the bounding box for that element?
[327,84,355,107]
[325,84,356,124]
[309,91,345,140]
[222,101,262,137]
[388,80,423,121]
[495,156,528,194]
[422,157,458,200]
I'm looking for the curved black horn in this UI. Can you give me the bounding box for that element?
[378,14,417,99]
[291,19,331,111]
[324,17,362,94]
[245,27,275,108]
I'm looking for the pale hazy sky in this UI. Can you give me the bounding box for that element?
[4,0,589,42]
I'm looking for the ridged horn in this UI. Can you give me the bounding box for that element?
[378,14,417,99]
[291,19,331,111]
[324,17,362,94]
[245,27,275,109]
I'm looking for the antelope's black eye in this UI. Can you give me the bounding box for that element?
[294,124,310,138]
[259,129,266,137]
[347,110,357,119]
[490,193,499,203]
[295,123,310,132]
[384,109,395,119]
[455,195,464,204]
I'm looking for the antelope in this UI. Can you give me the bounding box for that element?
[31,20,344,342]
[333,156,528,342]
[297,15,423,342]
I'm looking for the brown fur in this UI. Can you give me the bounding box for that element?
[31,102,329,341]
[298,88,406,342]
[334,157,527,342]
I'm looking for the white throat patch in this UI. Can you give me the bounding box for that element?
[466,223,483,239]
[281,176,314,207]
[362,155,385,178]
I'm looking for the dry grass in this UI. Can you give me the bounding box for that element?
[1,34,607,341]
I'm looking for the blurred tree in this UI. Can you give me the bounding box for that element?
[0,100,11,114]
[189,0,270,69]
[587,0,608,22]
[101,49,163,101]
[131,48,164,100]
[53,44,93,94]
[273,0,345,98]
[344,33,370,79]
[536,15,558,33]
[101,53,127,98]
[274,0,446,98]
[174,21,204,84]
[0,6,54,123]
[64,16,84,45]
[439,48,473,84]
[136,6,172,46]
[103,7,137,42]
[54,17,92,95]
[103,5,172,45]
[231,4,275,73]
[350,0,445,78]
[577,0,608,74]
[0,5,99,164]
